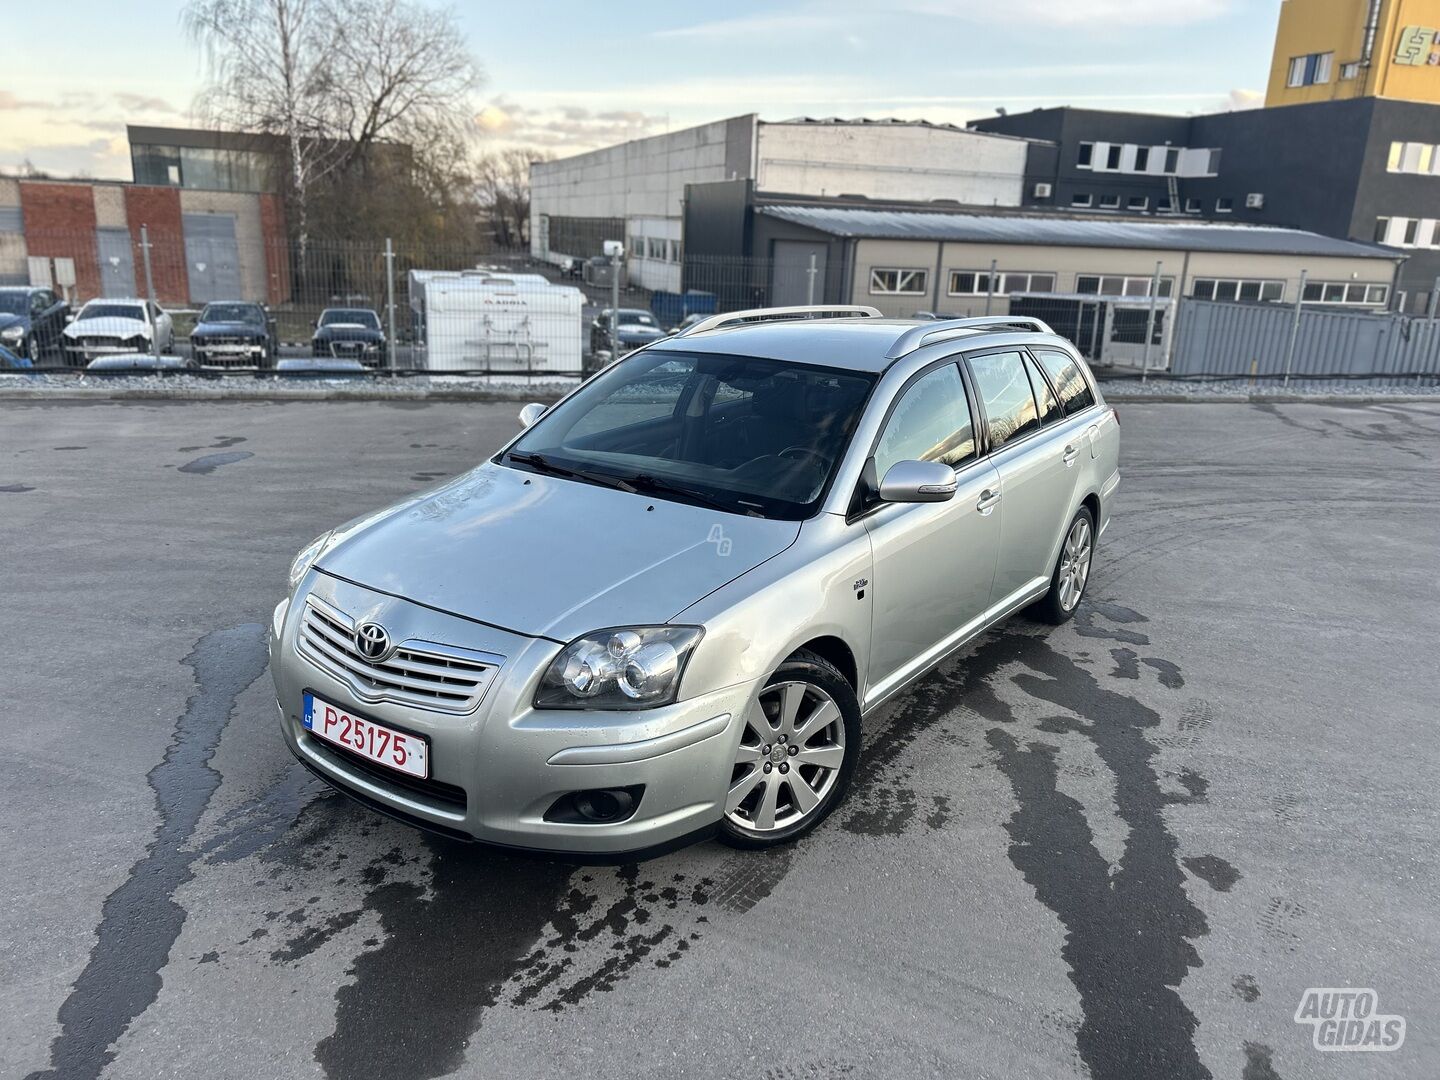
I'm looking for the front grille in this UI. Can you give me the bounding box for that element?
[206,335,254,347]
[307,735,469,812]
[81,337,124,349]
[297,597,499,714]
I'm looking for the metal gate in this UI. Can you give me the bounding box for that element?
[183,214,242,303]
[95,228,137,297]
[771,240,827,306]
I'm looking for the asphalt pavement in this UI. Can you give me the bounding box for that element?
[2,398,1437,1080]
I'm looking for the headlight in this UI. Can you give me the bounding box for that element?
[287,530,333,592]
[535,626,703,710]
[0,326,22,340]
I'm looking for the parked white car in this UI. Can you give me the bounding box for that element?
[63,299,175,364]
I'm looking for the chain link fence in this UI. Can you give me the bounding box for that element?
[4,231,1438,386]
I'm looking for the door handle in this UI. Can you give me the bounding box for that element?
[1062,444,1079,467]
[976,489,1002,515]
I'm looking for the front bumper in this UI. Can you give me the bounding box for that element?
[66,342,149,361]
[270,573,754,856]
[195,341,266,365]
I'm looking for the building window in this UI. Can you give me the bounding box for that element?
[1076,274,1175,298]
[869,268,929,296]
[1340,61,1360,80]
[1164,147,1180,173]
[1098,194,1121,209]
[1216,197,1234,213]
[1185,197,1202,213]
[1071,193,1093,207]
[1387,141,1440,175]
[948,270,1056,296]
[1303,281,1389,305]
[1133,146,1150,172]
[1077,142,1094,168]
[1287,51,1333,87]
[1192,278,1285,302]
[1375,217,1391,242]
[1127,195,1149,211]
[1205,149,1223,175]
[1156,196,1176,213]
[1105,145,1122,170]
[1429,221,1440,248]
[1403,218,1421,245]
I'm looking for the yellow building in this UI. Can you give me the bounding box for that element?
[1266,0,1440,105]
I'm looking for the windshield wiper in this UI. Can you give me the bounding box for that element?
[507,451,638,493]
[627,473,763,517]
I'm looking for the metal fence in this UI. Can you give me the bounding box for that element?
[4,231,1438,384]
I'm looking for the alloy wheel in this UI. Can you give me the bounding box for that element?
[1058,516,1092,612]
[726,681,846,833]
[26,335,40,363]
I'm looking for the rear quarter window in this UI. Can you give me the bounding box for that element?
[1033,348,1096,414]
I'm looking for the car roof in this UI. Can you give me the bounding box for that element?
[0,286,41,294]
[649,317,1067,373]
[79,297,146,306]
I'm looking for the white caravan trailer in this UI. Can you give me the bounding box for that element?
[415,273,584,372]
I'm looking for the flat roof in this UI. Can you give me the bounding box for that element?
[758,205,1398,260]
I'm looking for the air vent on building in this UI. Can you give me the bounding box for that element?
[1245,192,1265,209]
[1033,182,1053,199]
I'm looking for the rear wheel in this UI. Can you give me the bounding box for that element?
[718,650,860,849]
[1034,506,1095,625]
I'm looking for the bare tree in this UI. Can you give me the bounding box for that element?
[475,147,549,249]
[183,0,482,251]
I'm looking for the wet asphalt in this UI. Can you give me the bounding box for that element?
[1,399,1437,1080]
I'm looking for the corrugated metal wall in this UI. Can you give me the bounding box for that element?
[1171,300,1440,378]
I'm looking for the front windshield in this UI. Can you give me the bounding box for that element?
[78,304,145,321]
[321,309,380,328]
[504,351,875,519]
[617,310,657,327]
[0,293,27,316]
[201,303,263,325]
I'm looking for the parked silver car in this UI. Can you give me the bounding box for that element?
[270,307,1120,856]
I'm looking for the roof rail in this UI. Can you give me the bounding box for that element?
[674,304,883,337]
[884,316,1056,359]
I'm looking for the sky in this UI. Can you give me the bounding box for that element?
[1,0,1281,180]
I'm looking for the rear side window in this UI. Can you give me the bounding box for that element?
[872,363,976,481]
[967,351,1041,450]
[1022,353,1062,425]
[1034,348,1096,414]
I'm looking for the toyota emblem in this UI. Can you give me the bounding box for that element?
[354,622,392,662]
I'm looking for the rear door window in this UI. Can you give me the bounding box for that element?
[1022,352,1062,425]
[966,351,1041,450]
[1033,348,1096,414]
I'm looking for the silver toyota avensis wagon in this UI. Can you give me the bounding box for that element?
[270,307,1120,857]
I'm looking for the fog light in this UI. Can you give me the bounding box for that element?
[544,785,644,825]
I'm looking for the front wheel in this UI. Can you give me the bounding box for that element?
[718,650,861,849]
[1033,506,1095,625]
[26,335,40,364]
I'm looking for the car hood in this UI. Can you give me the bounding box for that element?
[64,318,149,339]
[315,324,383,339]
[314,462,800,641]
[194,321,265,336]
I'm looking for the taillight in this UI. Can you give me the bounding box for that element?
[1110,406,1120,428]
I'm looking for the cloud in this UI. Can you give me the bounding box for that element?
[1224,88,1265,110]
[114,92,180,115]
[472,96,668,152]
[655,0,1232,39]
[0,90,54,111]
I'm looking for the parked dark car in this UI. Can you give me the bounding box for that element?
[0,286,69,365]
[311,308,386,366]
[589,308,666,360]
[190,302,278,368]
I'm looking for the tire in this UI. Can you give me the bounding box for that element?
[25,335,40,364]
[718,649,861,850]
[1033,505,1096,625]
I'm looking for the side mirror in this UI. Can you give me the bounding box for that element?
[64,312,75,324]
[878,460,957,503]
[518,402,546,428]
